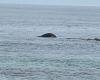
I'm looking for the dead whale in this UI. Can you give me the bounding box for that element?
[38,33,56,38]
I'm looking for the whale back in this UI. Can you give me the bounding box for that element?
[38,33,56,38]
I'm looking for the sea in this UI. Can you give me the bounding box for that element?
[0,4,100,80]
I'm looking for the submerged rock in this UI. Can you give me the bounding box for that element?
[38,33,56,38]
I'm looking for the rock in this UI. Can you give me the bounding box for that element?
[38,33,56,38]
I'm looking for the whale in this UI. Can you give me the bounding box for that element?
[94,38,100,41]
[38,33,56,38]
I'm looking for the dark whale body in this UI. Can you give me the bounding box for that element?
[38,33,56,38]
[94,38,100,41]
[85,38,100,41]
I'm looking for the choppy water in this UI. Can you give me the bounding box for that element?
[0,4,100,80]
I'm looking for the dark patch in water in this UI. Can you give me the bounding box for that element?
[38,33,56,38]
[66,38,100,42]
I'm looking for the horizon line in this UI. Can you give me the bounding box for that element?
[0,3,100,8]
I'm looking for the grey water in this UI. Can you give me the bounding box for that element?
[0,4,100,80]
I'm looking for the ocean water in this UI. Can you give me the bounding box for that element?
[0,4,100,80]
